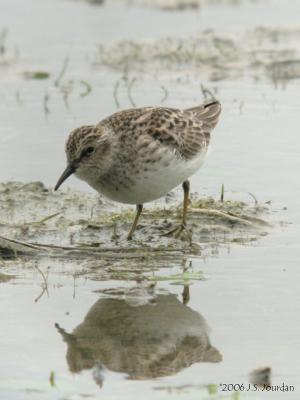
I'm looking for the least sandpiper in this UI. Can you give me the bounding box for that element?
[55,100,221,239]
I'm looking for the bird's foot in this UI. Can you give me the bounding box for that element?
[161,223,192,242]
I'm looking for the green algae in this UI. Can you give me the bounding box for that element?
[23,71,50,80]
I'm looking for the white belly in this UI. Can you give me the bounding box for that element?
[97,148,208,205]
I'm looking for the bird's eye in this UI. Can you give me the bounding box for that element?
[83,146,95,157]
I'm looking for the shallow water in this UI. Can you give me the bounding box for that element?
[1,0,300,399]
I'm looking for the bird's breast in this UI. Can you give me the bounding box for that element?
[87,147,208,204]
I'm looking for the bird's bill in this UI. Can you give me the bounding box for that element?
[54,162,76,191]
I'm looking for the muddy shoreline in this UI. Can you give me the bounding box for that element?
[0,181,270,256]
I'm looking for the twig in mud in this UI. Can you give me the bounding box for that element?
[113,79,120,109]
[190,208,269,227]
[60,81,74,109]
[159,83,169,104]
[36,212,61,224]
[153,74,169,104]
[80,80,92,97]
[34,264,50,303]
[0,235,41,254]
[54,57,69,87]
[14,212,60,226]
[127,77,136,107]
[248,192,258,206]
[220,184,225,203]
[34,286,47,303]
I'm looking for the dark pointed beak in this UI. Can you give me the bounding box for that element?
[54,162,77,191]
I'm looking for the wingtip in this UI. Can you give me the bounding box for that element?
[203,99,221,109]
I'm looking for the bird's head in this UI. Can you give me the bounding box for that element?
[54,125,112,190]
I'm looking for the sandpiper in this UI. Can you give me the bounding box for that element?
[55,100,221,239]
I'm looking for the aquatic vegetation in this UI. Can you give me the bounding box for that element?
[94,27,300,84]
[23,71,50,80]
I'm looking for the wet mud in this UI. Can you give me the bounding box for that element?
[0,181,269,261]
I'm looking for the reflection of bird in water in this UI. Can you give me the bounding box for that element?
[56,293,222,385]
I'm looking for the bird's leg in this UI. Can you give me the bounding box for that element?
[127,204,143,240]
[182,179,190,227]
[162,180,192,242]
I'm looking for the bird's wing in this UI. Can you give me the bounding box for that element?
[100,107,155,132]
[141,100,221,159]
[102,102,221,160]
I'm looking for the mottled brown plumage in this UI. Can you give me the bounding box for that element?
[55,100,221,239]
